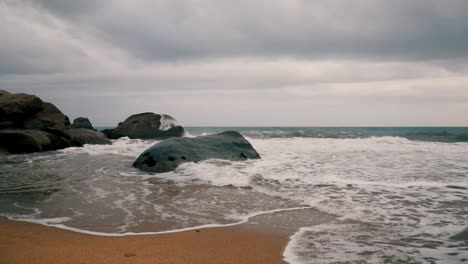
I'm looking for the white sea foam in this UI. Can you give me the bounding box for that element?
[159,114,179,131]
[1,135,467,263]
[7,206,311,237]
[58,137,155,157]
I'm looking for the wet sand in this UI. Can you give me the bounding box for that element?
[0,217,288,264]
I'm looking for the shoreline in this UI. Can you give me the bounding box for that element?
[0,216,290,264]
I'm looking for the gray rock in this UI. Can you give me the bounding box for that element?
[133,131,261,173]
[105,113,184,139]
[0,90,43,121]
[23,102,70,131]
[0,129,83,154]
[0,129,52,154]
[43,130,82,150]
[0,90,99,155]
[69,117,94,130]
[64,128,111,145]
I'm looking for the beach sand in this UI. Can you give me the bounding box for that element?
[0,217,289,264]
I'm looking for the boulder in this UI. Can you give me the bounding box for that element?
[0,148,9,156]
[23,102,70,131]
[133,131,261,173]
[0,90,43,122]
[64,128,111,145]
[69,117,94,130]
[0,129,52,154]
[104,113,184,139]
[43,131,83,150]
[0,129,82,154]
[0,90,108,155]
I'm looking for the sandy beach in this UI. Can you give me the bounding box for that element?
[0,217,288,264]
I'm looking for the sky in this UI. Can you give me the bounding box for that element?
[1,0,467,126]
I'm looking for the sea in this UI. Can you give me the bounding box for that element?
[1,127,467,263]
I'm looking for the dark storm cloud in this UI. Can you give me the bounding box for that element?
[26,0,468,62]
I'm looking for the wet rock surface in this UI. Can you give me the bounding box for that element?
[64,128,111,145]
[133,131,261,173]
[102,113,184,139]
[69,117,94,130]
[0,90,110,154]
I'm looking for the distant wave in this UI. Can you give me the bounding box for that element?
[240,130,468,143]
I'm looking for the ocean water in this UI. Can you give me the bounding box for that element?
[1,127,467,263]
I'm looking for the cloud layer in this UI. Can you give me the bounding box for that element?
[1,0,467,126]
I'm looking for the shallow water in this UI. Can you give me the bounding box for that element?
[1,127,467,263]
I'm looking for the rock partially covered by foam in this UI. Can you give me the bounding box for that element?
[103,113,185,139]
[133,131,261,173]
[64,128,111,145]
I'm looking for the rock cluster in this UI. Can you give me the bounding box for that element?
[0,90,110,154]
[1,90,259,171]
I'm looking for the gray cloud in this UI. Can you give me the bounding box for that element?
[1,0,468,126]
[28,0,468,62]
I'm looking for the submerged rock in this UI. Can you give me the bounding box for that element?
[103,112,185,139]
[133,131,261,173]
[64,128,111,145]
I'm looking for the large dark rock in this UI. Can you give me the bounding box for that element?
[0,129,52,154]
[0,90,43,122]
[23,102,70,131]
[104,113,185,139]
[133,131,261,173]
[0,90,109,155]
[64,128,111,145]
[69,117,94,130]
[0,129,82,154]
[43,129,83,150]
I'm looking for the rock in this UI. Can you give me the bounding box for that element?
[105,113,184,139]
[0,90,111,155]
[0,129,52,154]
[23,102,70,131]
[0,129,82,154]
[44,132,82,150]
[0,90,43,121]
[0,148,9,156]
[101,128,114,138]
[133,131,261,173]
[69,117,94,130]
[64,128,112,145]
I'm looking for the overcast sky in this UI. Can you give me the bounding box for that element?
[1,0,467,126]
